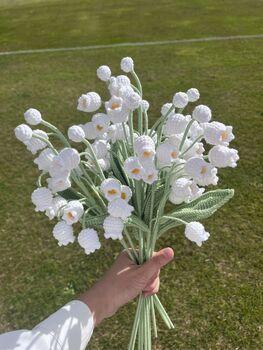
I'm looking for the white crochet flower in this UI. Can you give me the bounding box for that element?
[185,157,218,186]
[134,135,155,164]
[47,175,71,193]
[203,121,234,146]
[77,92,101,113]
[124,157,143,180]
[53,221,75,246]
[24,108,42,125]
[140,100,150,112]
[180,138,205,160]
[169,178,192,204]
[24,130,48,154]
[14,124,32,142]
[163,113,191,136]
[92,113,110,135]
[120,57,134,73]
[208,145,239,168]
[185,222,210,247]
[120,185,132,202]
[90,139,110,159]
[187,88,200,102]
[108,123,130,143]
[45,196,67,220]
[62,200,84,225]
[81,122,97,140]
[189,120,204,140]
[105,96,128,123]
[31,187,53,212]
[68,125,85,143]
[108,198,134,220]
[142,167,158,184]
[108,76,130,97]
[34,148,55,171]
[54,148,80,171]
[124,91,142,111]
[97,65,111,81]
[161,103,174,117]
[173,92,188,108]
[100,178,121,201]
[103,216,124,240]
[97,157,111,171]
[189,182,205,201]
[156,141,179,168]
[192,105,212,123]
[78,228,101,255]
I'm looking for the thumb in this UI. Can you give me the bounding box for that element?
[140,247,174,279]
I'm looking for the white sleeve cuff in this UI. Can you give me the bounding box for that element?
[33,300,94,350]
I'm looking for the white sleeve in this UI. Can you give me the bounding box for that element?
[0,300,94,350]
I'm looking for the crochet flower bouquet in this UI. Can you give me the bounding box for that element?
[15,57,239,349]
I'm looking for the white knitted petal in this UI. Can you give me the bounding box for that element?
[187,88,200,102]
[81,122,97,140]
[100,178,121,201]
[24,130,48,154]
[92,113,110,135]
[192,105,212,123]
[68,125,85,142]
[56,148,80,171]
[78,228,101,254]
[108,123,130,143]
[185,157,218,186]
[31,187,53,212]
[34,148,55,171]
[163,113,191,136]
[172,92,188,108]
[203,122,234,146]
[141,167,158,184]
[134,135,155,155]
[124,91,142,111]
[185,222,210,247]
[103,216,124,240]
[156,142,179,167]
[45,196,67,220]
[24,108,42,125]
[91,139,110,159]
[47,175,71,193]
[208,145,239,168]
[120,57,134,73]
[53,221,75,246]
[171,178,192,198]
[120,185,132,202]
[14,124,33,142]
[97,65,111,81]
[189,120,204,140]
[161,103,174,117]
[124,157,143,180]
[108,198,134,220]
[77,92,101,112]
[140,100,150,112]
[62,200,84,225]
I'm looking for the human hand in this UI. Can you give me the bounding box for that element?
[79,247,174,326]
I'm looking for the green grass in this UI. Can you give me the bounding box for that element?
[0,1,263,349]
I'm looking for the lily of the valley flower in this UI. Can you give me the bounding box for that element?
[62,200,84,225]
[53,221,75,246]
[31,187,53,212]
[103,215,124,240]
[208,145,239,168]
[185,222,210,247]
[78,228,101,255]
[77,92,101,113]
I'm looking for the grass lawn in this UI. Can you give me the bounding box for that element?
[0,1,263,349]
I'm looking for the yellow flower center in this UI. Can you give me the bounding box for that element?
[143,150,152,158]
[108,189,118,196]
[121,192,127,200]
[96,124,103,131]
[148,174,153,180]
[132,168,140,175]
[221,131,228,141]
[111,102,120,110]
[171,151,177,159]
[67,212,75,220]
[200,166,207,175]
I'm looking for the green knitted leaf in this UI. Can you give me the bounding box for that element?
[143,184,165,224]
[84,214,107,228]
[110,142,128,185]
[159,189,234,235]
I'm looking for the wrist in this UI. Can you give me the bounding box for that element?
[78,280,117,326]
